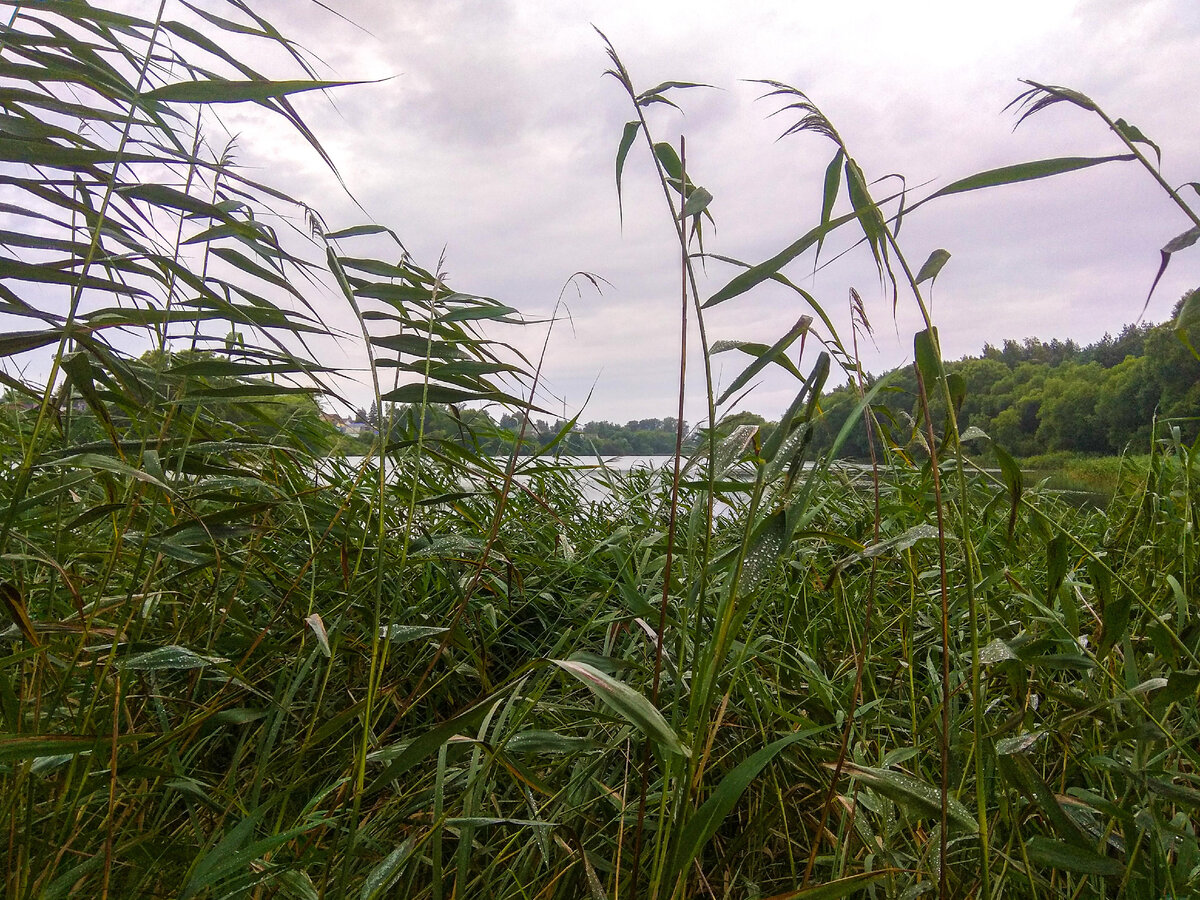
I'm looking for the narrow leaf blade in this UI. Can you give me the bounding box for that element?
[552,660,688,756]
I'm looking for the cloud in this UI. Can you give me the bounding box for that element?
[223,0,1200,422]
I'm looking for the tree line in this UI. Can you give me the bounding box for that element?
[29,295,1187,462]
[344,291,1197,461]
[810,291,1200,459]
[347,404,698,456]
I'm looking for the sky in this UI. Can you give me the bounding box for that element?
[219,0,1200,425]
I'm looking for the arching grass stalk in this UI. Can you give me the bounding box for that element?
[759,82,988,895]
[388,273,581,731]
[629,135,693,900]
[159,105,206,352]
[0,0,169,552]
[186,138,237,354]
[599,30,720,581]
[1010,82,1200,234]
[802,290,887,886]
[887,234,988,898]
[320,236,518,897]
[321,238,400,899]
[600,38,722,899]
[913,358,954,900]
[853,117,988,900]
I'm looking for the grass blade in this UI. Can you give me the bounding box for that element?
[552,659,688,757]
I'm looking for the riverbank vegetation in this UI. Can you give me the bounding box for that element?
[336,404,703,457]
[810,304,1199,460]
[1,5,1198,900]
[341,298,1194,480]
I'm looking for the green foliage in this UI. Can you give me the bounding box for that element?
[1,6,1198,900]
[811,304,1200,460]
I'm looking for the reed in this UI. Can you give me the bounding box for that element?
[0,4,1197,899]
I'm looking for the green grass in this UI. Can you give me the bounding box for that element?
[1021,452,1152,499]
[1,5,1198,900]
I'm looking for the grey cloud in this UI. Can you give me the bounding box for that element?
[221,0,1200,422]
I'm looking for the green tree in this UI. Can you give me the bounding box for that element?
[1036,362,1109,453]
[1095,355,1156,451]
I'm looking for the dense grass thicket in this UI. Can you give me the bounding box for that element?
[1,5,1198,899]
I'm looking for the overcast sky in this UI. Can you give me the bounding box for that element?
[226,0,1200,424]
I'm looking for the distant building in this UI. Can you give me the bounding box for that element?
[319,411,373,436]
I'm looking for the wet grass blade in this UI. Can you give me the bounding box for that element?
[553,659,688,757]
[670,729,824,885]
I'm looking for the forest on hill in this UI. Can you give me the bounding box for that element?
[810,291,1199,459]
